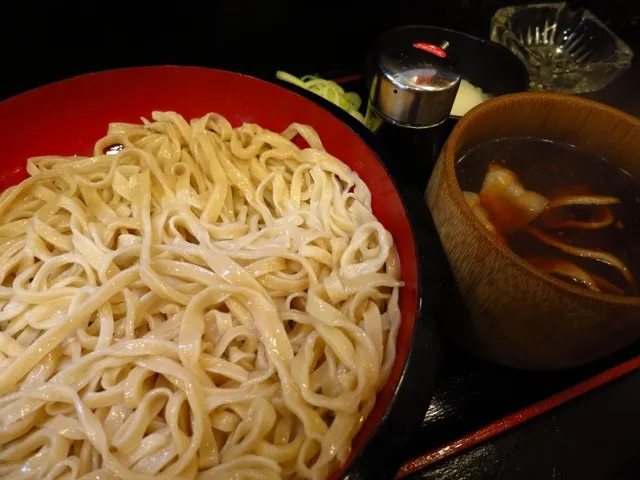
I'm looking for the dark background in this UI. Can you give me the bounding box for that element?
[1,0,638,100]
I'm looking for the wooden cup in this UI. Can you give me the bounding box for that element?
[426,92,640,370]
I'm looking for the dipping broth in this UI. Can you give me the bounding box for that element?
[457,137,640,297]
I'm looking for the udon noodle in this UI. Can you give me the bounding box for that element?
[0,112,402,479]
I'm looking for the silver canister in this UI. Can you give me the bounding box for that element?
[365,32,461,191]
[367,40,461,129]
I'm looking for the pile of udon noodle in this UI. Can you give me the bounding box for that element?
[464,163,635,295]
[0,112,402,480]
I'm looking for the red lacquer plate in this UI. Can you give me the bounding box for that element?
[0,67,439,479]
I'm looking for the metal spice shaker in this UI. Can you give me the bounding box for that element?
[365,30,461,192]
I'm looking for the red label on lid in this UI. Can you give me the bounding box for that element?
[413,42,447,58]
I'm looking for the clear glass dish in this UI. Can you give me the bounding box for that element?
[490,2,634,93]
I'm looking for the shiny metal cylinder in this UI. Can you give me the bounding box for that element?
[368,42,461,128]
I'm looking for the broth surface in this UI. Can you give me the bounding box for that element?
[457,137,640,296]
